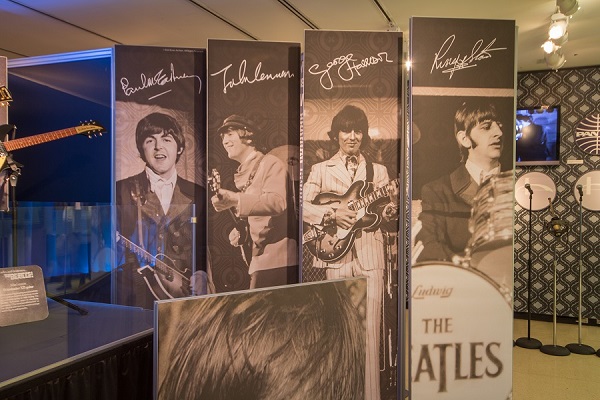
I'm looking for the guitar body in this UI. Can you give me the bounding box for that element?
[209,168,253,267]
[116,232,190,301]
[136,254,190,300]
[304,180,387,263]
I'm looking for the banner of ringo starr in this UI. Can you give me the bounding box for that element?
[302,30,404,400]
[113,45,207,308]
[410,18,516,400]
[207,39,301,294]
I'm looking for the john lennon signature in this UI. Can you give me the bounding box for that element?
[210,60,295,94]
[120,63,202,98]
[308,52,393,90]
[430,35,507,79]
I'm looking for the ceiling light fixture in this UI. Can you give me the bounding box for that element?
[557,0,580,16]
[545,48,566,70]
[542,40,559,54]
[548,12,569,40]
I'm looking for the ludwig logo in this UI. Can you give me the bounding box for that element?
[575,114,600,155]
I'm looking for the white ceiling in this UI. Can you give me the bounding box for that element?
[0,0,598,72]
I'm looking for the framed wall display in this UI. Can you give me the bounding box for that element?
[516,106,560,166]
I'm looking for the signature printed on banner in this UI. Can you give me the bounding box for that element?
[211,60,295,94]
[430,35,507,79]
[120,63,202,98]
[308,52,394,90]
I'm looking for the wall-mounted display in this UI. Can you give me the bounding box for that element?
[574,171,600,211]
[516,106,560,166]
[515,171,557,210]
[575,113,600,155]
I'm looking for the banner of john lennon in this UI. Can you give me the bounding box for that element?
[410,18,515,399]
[207,39,301,293]
[303,30,403,400]
[113,45,207,309]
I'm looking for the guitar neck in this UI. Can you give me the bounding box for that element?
[118,234,176,277]
[3,127,83,152]
[349,178,399,211]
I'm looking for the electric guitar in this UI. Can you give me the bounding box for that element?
[0,121,105,171]
[208,168,253,267]
[116,231,190,300]
[303,178,399,263]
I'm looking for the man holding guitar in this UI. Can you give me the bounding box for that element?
[302,104,399,400]
[210,114,298,289]
[115,112,206,308]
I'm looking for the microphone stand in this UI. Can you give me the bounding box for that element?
[515,185,542,349]
[566,187,595,355]
[540,198,570,357]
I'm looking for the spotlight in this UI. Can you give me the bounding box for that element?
[545,49,566,70]
[542,40,559,54]
[548,12,568,40]
[557,0,579,16]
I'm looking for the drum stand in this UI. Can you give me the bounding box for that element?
[540,221,570,357]
[515,188,542,349]
[566,187,595,355]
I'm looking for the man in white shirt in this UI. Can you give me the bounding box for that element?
[116,112,206,308]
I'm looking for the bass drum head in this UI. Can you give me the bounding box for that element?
[411,262,512,400]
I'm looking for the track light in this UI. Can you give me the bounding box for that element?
[548,12,569,40]
[544,49,566,70]
[557,0,579,16]
[542,40,559,54]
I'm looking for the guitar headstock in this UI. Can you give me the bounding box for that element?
[76,120,106,138]
[0,86,13,107]
[208,168,221,193]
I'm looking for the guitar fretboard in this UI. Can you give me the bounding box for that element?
[3,127,82,152]
[349,179,399,212]
[117,233,187,281]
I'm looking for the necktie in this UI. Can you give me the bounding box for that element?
[346,156,358,179]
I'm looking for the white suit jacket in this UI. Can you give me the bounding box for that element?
[302,152,389,270]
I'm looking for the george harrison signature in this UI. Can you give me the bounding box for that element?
[120,63,202,98]
[210,59,295,94]
[430,35,507,79]
[308,52,393,90]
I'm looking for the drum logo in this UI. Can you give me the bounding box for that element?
[413,284,453,299]
[575,114,600,155]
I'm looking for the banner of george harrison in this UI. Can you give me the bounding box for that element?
[302,30,403,400]
[410,18,516,399]
[207,39,301,293]
[113,45,207,309]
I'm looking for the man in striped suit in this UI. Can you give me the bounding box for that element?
[303,104,399,400]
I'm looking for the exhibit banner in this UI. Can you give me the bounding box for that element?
[155,278,367,400]
[207,39,301,293]
[113,45,207,309]
[302,29,403,400]
[410,17,516,399]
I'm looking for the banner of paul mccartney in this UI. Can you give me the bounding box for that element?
[303,30,403,400]
[410,18,515,399]
[113,45,207,309]
[207,39,301,293]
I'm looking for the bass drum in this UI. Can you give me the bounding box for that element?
[411,262,512,400]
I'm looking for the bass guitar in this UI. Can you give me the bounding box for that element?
[116,231,190,300]
[0,121,105,171]
[208,168,253,267]
[304,178,399,263]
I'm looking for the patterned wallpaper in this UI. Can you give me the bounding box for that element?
[515,66,600,321]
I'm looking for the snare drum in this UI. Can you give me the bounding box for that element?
[411,262,512,400]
